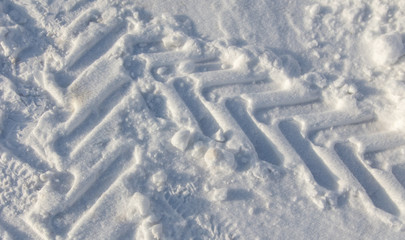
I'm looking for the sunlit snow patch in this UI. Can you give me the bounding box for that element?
[371,32,405,66]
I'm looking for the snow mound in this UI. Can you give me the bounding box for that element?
[171,128,192,152]
[371,32,405,66]
[132,192,151,216]
[204,147,236,171]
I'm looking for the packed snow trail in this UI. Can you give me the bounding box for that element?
[0,0,405,239]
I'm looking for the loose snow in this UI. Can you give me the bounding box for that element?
[0,0,405,239]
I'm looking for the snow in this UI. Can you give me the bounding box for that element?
[370,32,405,66]
[203,147,236,172]
[0,0,405,239]
[132,192,151,216]
[170,128,192,152]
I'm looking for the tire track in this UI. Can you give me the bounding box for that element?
[140,28,405,223]
[63,8,125,70]
[21,5,166,238]
[279,120,337,190]
[15,2,405,238]
[294,112,405,217]
[173,78,220,138]
[0,144,42,213]
[21,5,220,238]
[190,52,405,221]
[25,82,150,239]
[350,133,405,214]
[289,104,405,216]
[226,98,281,166]
[234,71,405,219]
[334,143,399,215]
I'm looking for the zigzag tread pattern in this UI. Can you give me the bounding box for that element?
[10,0,405,238]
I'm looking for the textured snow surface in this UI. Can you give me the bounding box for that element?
[0,0,405,239]
[370,32,405,66]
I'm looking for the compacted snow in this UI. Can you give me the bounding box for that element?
[0,0,405,239]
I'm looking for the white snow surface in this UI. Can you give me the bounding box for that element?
[0,0,405,239]
[370,32,405,66]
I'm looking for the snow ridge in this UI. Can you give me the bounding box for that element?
[0,0,405,239]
